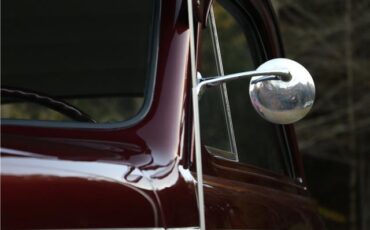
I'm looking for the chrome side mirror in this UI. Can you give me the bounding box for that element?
[249,58,315,124]
[197,58,315,124]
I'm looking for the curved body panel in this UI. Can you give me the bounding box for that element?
[2,149,159,228]
[1,0,199,228]
[1,0,324,229]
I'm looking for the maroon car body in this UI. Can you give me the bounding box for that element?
[1,0,325,229]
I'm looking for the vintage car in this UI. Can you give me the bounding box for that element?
[1,0,324,229]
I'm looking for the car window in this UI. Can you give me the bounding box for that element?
[1,0,158,124]
[200,0,289,175]
[199,19,234,156]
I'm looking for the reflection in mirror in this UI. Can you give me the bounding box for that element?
[249,58,315,124]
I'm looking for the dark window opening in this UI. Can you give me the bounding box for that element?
[1,0,158,124]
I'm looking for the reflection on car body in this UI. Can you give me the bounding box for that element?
[1,0,324,229]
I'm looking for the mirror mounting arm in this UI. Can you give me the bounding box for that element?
[196,69,292,95]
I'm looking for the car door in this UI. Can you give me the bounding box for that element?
[198,0,325,229]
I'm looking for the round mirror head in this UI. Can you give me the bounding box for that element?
[249,58,315,124]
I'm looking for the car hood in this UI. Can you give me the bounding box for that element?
[1,134,162,228]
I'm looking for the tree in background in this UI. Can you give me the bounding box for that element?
[271,0,370,229]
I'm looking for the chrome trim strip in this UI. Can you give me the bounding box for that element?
[186,0,206,229]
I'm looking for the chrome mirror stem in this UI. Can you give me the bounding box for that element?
[197,58,315,124]
[197,69,292,95]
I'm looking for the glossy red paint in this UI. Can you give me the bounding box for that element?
[1,0,324,229]
[2,0,198,228]
[202,149,324,229]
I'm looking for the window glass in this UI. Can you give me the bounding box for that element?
[200,0,289,175]
[1,0,157,123]
[199,24,233,153]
